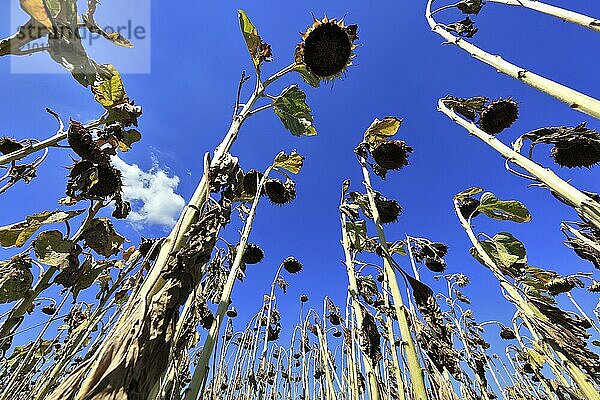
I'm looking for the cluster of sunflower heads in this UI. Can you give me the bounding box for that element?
[355,116,413,179]
[65,120,131,219]
[295,16,358,84]
[443,96,519,135]
[238,167,296,206]
[410,238,449,273]
[231,151,304,206]
[520,123,600,168]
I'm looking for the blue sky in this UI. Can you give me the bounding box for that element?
[1,0,599,361]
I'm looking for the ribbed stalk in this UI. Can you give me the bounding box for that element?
[454,200,600,399]
[359,158,428,400]
[184,165,273,400]
[487,0,600,33]
[426,0,600,120]
[438,99,600,230]
[340,210,382,400]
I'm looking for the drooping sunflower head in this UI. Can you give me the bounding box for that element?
[478,98,519,135]
[282,256,303,274]
[295,16,358,82]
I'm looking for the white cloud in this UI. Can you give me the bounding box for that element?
[112,156,185,229]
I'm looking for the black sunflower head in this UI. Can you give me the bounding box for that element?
[243,169,264,197]
[88,164,123,198]
[300,294,309,303]
[370,140,412,171]
[226,307,238,318]
[67,160,123,200]
[499,326,516,340]
[242,243,264,265]
[458,197,481,219]
[545,276,583,296]
[265,178,296,205]
[0,137,23,155]
[551,142,600,168]
[296,17,358,81]
[67,120,109,165]
[374,195,402,224]
[478,98,519,135]
[282,256,302,274]
[424,257,446,273]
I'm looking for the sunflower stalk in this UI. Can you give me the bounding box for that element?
[184,165,274,400]
[487,0,600,33]
[340,197,383,400]
[453,199,600,399]
[426,0,600,120]
[439,99,600,230]
[358,155,428,400]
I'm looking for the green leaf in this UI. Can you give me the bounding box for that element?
[454,187,483,200]
[0,210,84,248]
[390,242,407,256]
[33,230,74,267]
[364,117,402,145]
[477,192,531,222]
[273,85,317,137]
[470,232,527,277]
[345,220,367,251]
[274,150,305,174]
[294,65,320,88]
[92,65,126,107]
[238,10,272,70]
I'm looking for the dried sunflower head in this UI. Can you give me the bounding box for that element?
[545,276,583,296]
[243,169,264,197]
[374,196,402,224]
[226,307,238,318]
[282,256,302,274]
[478,98,519,135]
[265,178,296,205]
[370,140,412,171]
[88,164,123,198]
[67,161,123,200]
[295,16,358,82]
[242,243,264,265]
[499,326,516,340]
[300,294,309,303]
[0,137,23,155]
[552,142,600,168]
[67,120,109,165]
[425,257,447,273]
[458,197,480,219]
